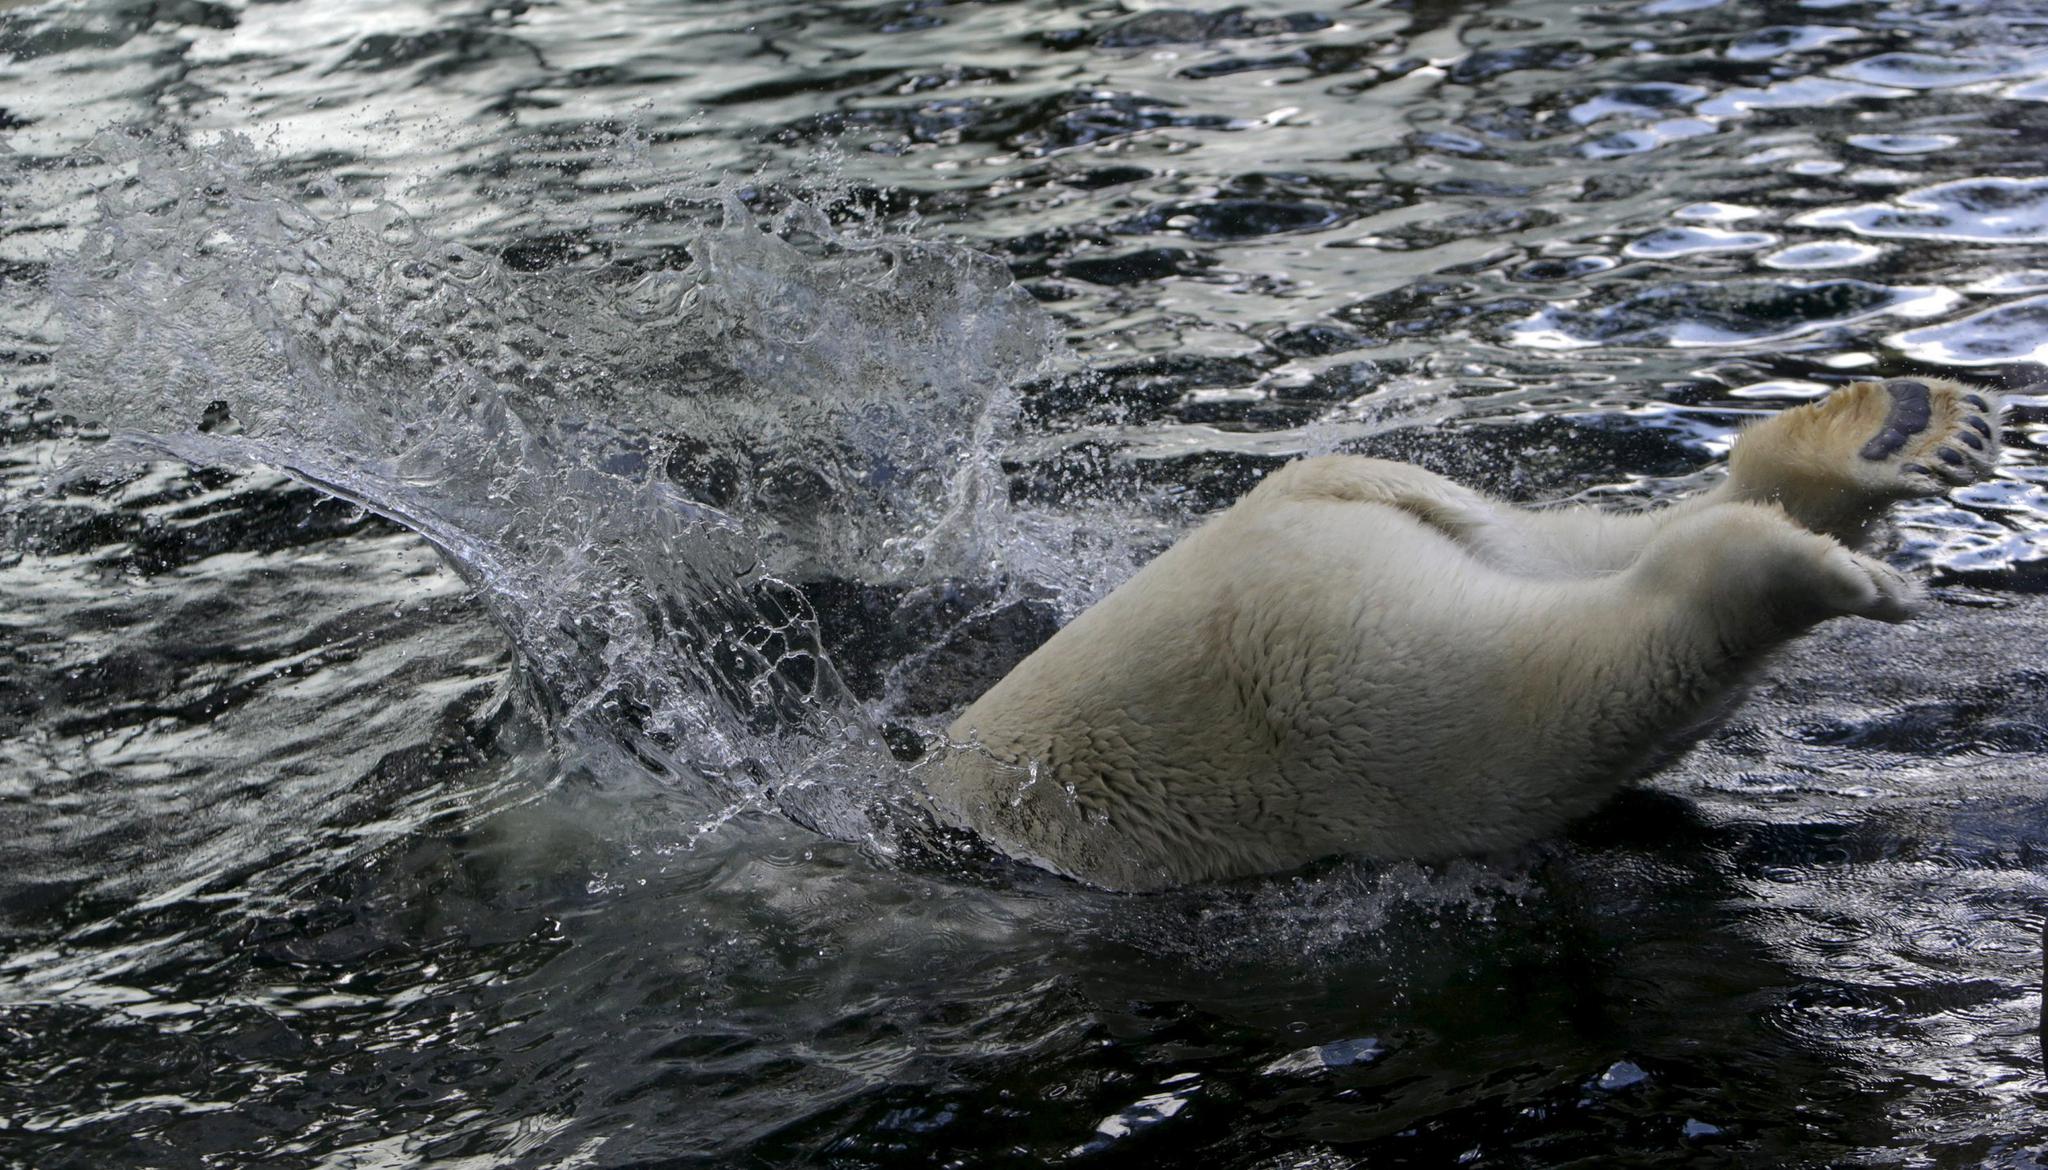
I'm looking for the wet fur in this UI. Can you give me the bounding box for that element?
[924,378,2001,891]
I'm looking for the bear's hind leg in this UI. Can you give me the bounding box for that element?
[1720,378,2002,547]
[1251,454,1687,578]
[1631,501,1922,628]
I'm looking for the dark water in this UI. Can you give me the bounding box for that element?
[5,0,2048,1165]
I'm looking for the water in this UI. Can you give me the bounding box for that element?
[4,0,2048,1165]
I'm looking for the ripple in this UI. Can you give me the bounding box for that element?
[1902,921,1977,959]
[1007,90,1250,156]
[1789,158,1846,176]
[1833,52,2048,91]
[1511,279,1955,350]
[1448,42,1595,85]
[1116,198,1351,242]
[1056,246,1216,285]
[1675,201,1762,223]
[1727,379,1830,400]
[1261,1035,1387,1076]
[1724,25,1860,62]
[1509,255,1617,283]
[2007,77,2048,102]
[1888,295,2048,366]
[1964,271,2048,294]
[1762,983,1908,1047]
[1846,133,1960,155]
[1349,207,1559,252]
[1044,8,1333,50]
[1762,241,1884,269]
[1568,83,1711,126]
[1794,177,2048,243]
[1582,117,1717,159]
[1069,1072,1201,1156]
[1695,76,1902,118]
[1624,226,1776,258]
[334,28,541,76]
[1594,1060,1650,1091]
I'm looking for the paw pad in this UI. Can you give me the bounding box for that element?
[1858,379,1933,462]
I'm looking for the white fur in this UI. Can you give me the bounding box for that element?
[924,378,2000,890]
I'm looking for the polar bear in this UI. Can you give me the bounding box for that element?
[925,378,2003,891]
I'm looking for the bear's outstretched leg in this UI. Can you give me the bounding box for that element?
[1297,376,2005,576]
[1710,377,2002,548]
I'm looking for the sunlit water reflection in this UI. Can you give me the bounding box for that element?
[5,0,2048,1165]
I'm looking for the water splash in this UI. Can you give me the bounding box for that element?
[34,127,1064,842]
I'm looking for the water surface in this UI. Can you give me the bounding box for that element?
[5,0,2048,1165]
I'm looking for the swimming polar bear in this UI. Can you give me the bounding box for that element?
[926,377,2003,891]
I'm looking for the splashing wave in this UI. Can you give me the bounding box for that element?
[42,128,1064,842]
